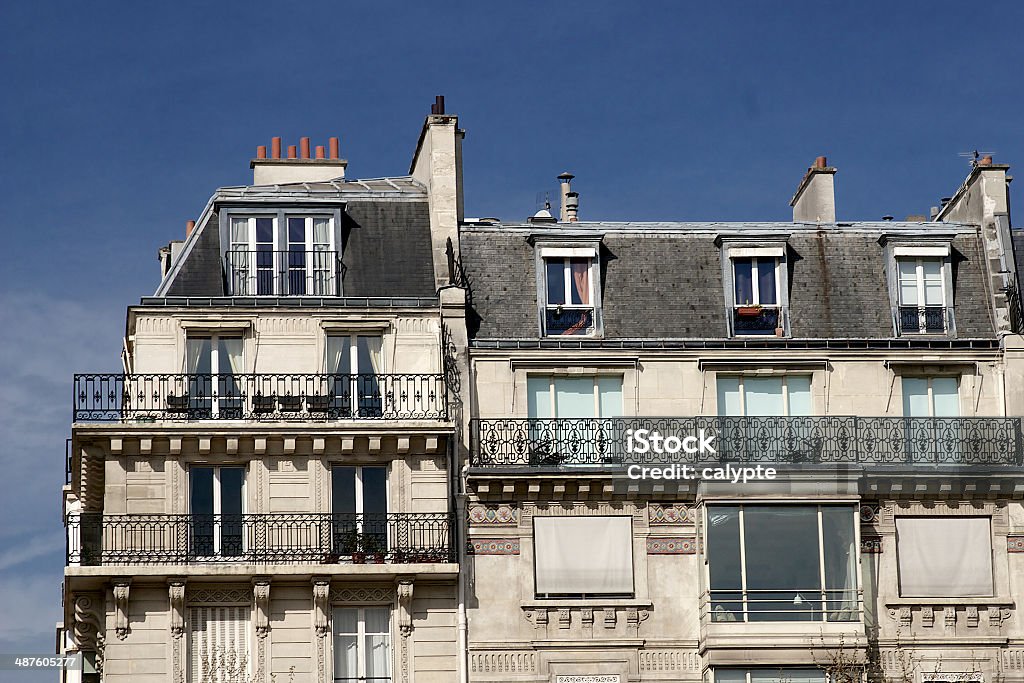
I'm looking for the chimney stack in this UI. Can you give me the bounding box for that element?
[252,136,347,184]
[186,220,196,237]
[558,172,578,222]
[430,95,446,115]
[790,155,837,223]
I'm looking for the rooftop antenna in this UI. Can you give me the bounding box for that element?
[958,150,996,168]
[535,190,553,211]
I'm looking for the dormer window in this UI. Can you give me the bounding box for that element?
[720,242,789,336]
[884,242,955,336]
[224,212,340,296]
[534,242,602,337]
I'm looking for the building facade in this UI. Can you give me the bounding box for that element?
[61,102,1024,683]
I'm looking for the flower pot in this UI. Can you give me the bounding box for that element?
[736,307,762,317]
[775,327,785,337]
[370,552,385,564]
[351,552,366,564]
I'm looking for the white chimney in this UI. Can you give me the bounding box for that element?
[250,136,347,184]
[790,156,836,223]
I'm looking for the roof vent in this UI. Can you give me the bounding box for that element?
[528,201,558,224]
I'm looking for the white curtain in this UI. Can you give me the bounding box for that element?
[357,336,383,375]
[185,338,207,373]
[534,516,633,595]
[327,336,349,375]
[896,517,993,597]
[220,338,244,375]
[363,607,391,681]
[333,607,359,681]
[189,606,250,683]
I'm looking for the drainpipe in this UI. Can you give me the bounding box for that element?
[457,461,470,683]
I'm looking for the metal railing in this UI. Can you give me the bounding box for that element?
[225,250,344,296]
[732,306,785,335]
[701,588,863,623]
[470,416,1022,467]
[896,305,952,335]
[73,373,447,421]
[544,307,594,336]
[66,512,455,566]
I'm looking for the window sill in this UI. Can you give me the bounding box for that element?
[887,597,1014,607]
[523,598,651,608]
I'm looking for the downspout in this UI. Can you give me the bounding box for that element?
[457,461,470,683]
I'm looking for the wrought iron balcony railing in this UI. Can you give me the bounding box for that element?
[896,305,952,335]
[545,306,595,336]
[66,512,455,566]
[73,373,447,421]
[470,416,1022,467]
[225,249,345,296]
[732,306,785,336]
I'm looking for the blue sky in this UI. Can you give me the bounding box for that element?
[2,0,1024,673]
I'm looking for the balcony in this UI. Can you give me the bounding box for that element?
[66,512,455,566]
[544,306,594,336]
[897,305,952,335]
[732,305,784,336]
[470,416,1022,467]
[225,249,344,296]
[73,373,447,421]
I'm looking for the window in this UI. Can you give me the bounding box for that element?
[731,256,784,335]
[895,517,993,597]
[897,257,948,333]
[717,375,811,416]
[184,335,244,418]
[332,466,388,557]
[706,505,858,622]
[189,605,250,683]
[902,377,959,417]
[333,607,391,683]
[326,335,384,417]
[527,376,623,465]
[534,516,633,597]
[544,257,596,335]
[190,466,245,558]
[714,670,826,683]
[226,214,338,296]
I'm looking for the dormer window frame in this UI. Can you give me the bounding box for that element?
[880,237,957,337]
[532,238,604,338]
[219,205,345,297]
[718,237,791,337]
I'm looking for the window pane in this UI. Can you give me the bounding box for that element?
[743,506,821,620]
[219,468,244,516]
[554,378,596,418]
[756,259,777,305]
[362,467,388,518]
[356,336,383,375]
[332,467,356,515]
[717,377,742,416]
[187,338,212,374]
[707,506,743,622]
[743,377,785,416]
[714,671,748,683]
[898,260,919,305]
[190,467,214,515]
[288,217,305,244]
[734,258,753,305]
[546,260,566,306]
[785,376,812,416]
[333,633,358,680]
[922,259,943,305]
[333,607,358,634]
[230,217,249,247]
[902,378,930,417]
[749,670,826,683]
[365,633,391,680]
[255,217,274,244]
[364,607,390,634]
[821,507,858,620]
[313,218,331,245]
[218,338,243,376]
[527,377,551,419]
[597,376,623,417]
[327,336,351,375]
[931,378,960,416]
[569,258,590,305]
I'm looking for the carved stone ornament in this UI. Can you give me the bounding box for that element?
[168,579,186,639]
[397,579,414,637]
[113,580,131,640]
[253,578,271,639]
[313,579,330,637]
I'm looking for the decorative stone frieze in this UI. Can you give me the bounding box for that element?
[468,503,518,526]
[468,537,520,555]
[329,584,395,604]
[469,650,537,674]
[646,536,697,554]
[648,503,692,525]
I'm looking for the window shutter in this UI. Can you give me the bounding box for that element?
[189,606,250,683]
[896,517,994,597]
[534,516,634,595]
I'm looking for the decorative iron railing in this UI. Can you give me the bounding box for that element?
[732,306,784,335]
[66,512,455,566]
[225,250,344,296]
[470,416,1022,467]
[897,305,952,334]
[73,373,447,421]
[545,307,594,336]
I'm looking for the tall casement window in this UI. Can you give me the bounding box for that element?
[184,335,244,418]
[332,466,388,557]
[527,375,623,465]
[190,466,245,558]
[189,605,250,683]
[896,257,949,334]
[533,516,634,598]
[717,375,812,416]
[706,505,858,622]
[326,334,384,417]
[724,245,788,336]
[226,214,337,296]
[895,517,993,597]
[902,377,959,417]
[333,607,392,683]
[544,257,595,335]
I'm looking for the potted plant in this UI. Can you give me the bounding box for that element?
[736,304,763,317]
[363,534,387,564]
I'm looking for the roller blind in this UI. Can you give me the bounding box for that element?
[534,516,633,595]
[896,517,993,597]
[189,606,250,683]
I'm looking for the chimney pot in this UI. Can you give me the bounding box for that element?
[300,137,311,159]
[271,137,282,159]
[882,215,894,221]
[256,145,267,159]
[288,145,298,159]
[979,155,994,166]
[814,156,827,169]
[186,220,196,237]
[432,95,445,115]
[315,145,326,159]
[329,137,340,159]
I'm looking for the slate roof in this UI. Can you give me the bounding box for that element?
[461,220,997,340]
[155,177,435,299]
